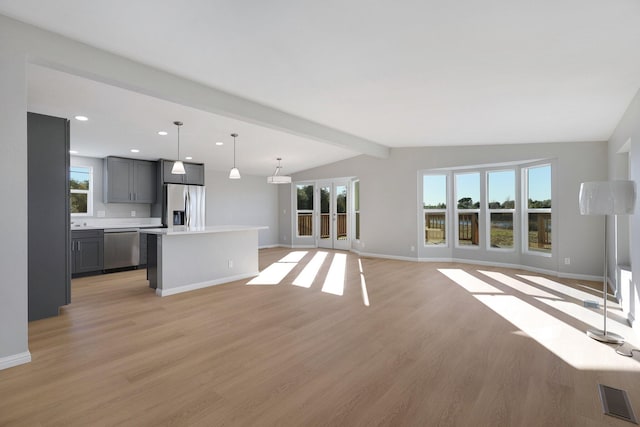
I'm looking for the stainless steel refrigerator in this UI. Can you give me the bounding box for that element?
[163,184,206,229]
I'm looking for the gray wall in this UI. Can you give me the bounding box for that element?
[70,155,151,219]
[287,141,607,278]
[205,170,279,247]
[0,54,29,363]
[608,88,640,326]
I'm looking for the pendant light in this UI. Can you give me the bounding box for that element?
[171,121,186,174]
[267,157,291,184]
[229,133,241,179]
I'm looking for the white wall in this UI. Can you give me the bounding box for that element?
[287,141,607,278]
[0,54,30,368]
[608,88,640,328]
[70,155,151,219]
[205,170,279,247]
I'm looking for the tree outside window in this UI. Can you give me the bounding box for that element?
[70,166,92,215]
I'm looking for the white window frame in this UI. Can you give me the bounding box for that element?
[454,172,481,250]
[294,182,315,239]
[522,163,553,257]
[422,173,449,247]
[486,168,517,253]
[70,164,93,217]
[353,179,360,241]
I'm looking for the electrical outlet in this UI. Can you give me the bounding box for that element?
[564,257,570,265]
[97,210,105,218]
[131,210,136,217]
[228,259,233,268]
[410,245,415,252]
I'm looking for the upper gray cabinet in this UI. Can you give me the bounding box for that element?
[159,159,205,186]
[104,157,157,203]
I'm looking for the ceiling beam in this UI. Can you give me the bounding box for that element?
[1,14,390,159]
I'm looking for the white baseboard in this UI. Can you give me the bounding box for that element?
[0,351,31,371]
[356,251,419,262]
[557,272,602,282]
[259,244,282,249]
[359,251,603,282]
[157,272,260,297]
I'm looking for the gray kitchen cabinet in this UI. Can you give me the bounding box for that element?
[71,229,104,275]
[161,160,185,184]
[160,159,205,185]
[28,112,71,321]
[133,160,156,202]
[104,157,157,203]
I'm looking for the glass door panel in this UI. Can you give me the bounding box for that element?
[318,185,332,248]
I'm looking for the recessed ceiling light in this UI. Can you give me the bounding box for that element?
[130,149,140,153]
[185,156,193,160]
[158,131,168,136]
[74,115,88,121]
[215,142,224,146]
[69,150,78,154]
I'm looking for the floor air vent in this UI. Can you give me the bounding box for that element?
[598,384,638,424]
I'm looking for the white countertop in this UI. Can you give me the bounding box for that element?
[141,225,268,236]
[71,217,162,230]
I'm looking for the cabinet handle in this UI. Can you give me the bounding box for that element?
[78,241,81,252]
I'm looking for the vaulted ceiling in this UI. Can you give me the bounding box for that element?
[2,0,640,175]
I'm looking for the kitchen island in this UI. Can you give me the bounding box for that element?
[142,225,267,296]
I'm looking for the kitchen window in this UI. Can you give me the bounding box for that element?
[70,165,93,216]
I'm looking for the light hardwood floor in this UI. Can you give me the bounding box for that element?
[2,247,640,426]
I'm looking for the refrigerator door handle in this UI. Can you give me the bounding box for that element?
[185,190,191,227]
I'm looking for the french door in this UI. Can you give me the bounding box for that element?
[318,181,350,250]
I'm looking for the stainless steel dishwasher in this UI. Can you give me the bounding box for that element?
[103,228,140,270]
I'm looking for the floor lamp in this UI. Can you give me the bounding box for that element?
[579,181,636,344]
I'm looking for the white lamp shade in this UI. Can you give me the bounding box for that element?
[171,160,186,174]
[229,167,241,179]
[579,181,636,215]
[267,175,291,184]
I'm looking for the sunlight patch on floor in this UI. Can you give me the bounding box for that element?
[440,268,640,371]
[517,274,608,306]
[279,251,308,263]
[322,253,346,296]
[474,293,617,369]
[247,262,297,285]
[359,259,370,307]
[439,269,503,293]
[292,252,327,288]
[478,270,560,299]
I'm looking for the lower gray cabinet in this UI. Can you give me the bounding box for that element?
[139,230,148,266]
[71,229,104,275]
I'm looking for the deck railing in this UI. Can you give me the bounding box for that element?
[425,211,551,249]
[319,213,348,239]
[298,212,313,236]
